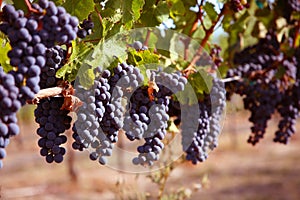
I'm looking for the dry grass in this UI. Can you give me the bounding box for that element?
[1,105,300,200]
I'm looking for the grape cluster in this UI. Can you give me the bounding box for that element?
[71,62,226,166]
[126,87,170,166]
[77,18,94,39]
[127,71,187,166]
[38,0,79,47]
[274,87,299,144]
[229,0,249,12]
[72,84,99,151]
[72,62,227,166]
[34,97,71,163]
[40,46,66,89]
[130,41,148,51]
[0,1,78,105]
[0,67,20,168]
[72,63,145,165]
[209,45,223,70]
[1,4,44,104]
[226,32,299,145]
[181,78,226,164]
[288,0,300,12]
[0,1,79,167]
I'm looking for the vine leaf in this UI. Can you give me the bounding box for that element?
[155,1,169,23]
[127,49,159,66]
[140,0,168,27]
[56,41,93,83]
[0,37,12,72]
[63,0,95,21]
[188,69,213,96]
[203,2,218,22]
[255,6,274,29]
[12,0,27,12]
[168,0,185,18]
[122,0,145,29]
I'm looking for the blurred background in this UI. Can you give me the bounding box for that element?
[1,95,300,200]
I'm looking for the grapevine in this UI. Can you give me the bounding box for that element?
[0,0,298,180]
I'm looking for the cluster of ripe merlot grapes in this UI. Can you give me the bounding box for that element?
[0,1,226,168]
[226,31,300,145]
[0,0,82,168]
[71,58,226,166]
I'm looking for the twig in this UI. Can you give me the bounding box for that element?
[180,37,191,61]
[24,0,41,14]
[183,4,227,76]
[94,5,103,23]
[66,127,78,182]
[65,43,73,63]
[144,29,152,47]
[293,20,300,48]
[198,0,207,32]
[83,38,102,43]
[27,82,82,112]
[27,87,64,104]
[221,76,242,83]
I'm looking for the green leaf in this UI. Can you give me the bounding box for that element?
[168,0,185,18]
[255,7,273,28]
[105,0,122,10]
[12,0,27,12]
[122,0,145,29]
[127,49,159,66]
[132,0,145,20]
[203,2,218,22]
[169,34,185,61]
[77,65,95,89]
[189,69,213,95]
[139,0,161,27]
[85,36,127,72]
[63,0,95,21]
[155,1,170,23]
[56,41,93,83]
[85,11,104,41]
[0,37,12,72]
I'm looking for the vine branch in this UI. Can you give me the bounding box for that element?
[183,4,227,76]
[27,82,82,112]
[144,29,152,47]
[24,0,40,14]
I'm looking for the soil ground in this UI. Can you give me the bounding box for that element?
[1,102,300,200]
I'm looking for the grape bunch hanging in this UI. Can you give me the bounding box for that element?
[71,61,226,166]
[0,0,80,168]
[0,1,226,168]
[226,31,300,145]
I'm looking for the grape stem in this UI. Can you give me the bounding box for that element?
[197,0,208,32]
[27,84,82,112]
[65,43,73,63]
[27,87,64,104]
[144,29,152,47]
[183,4,227,76]
[94,5,103,23]
[221,76,242,83]
[24,0,41,14]
[293,20,300,48]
